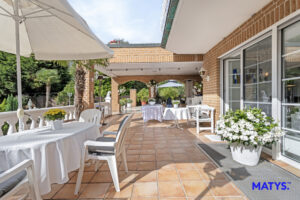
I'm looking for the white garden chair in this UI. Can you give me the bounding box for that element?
[79,109,102,128]
[188,105,215,134]
[75,114,133,194]
[0,159,41,200]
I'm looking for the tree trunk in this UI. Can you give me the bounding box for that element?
[45,83,51,108]
[74,65,86,120]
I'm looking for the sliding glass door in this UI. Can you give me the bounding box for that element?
[223,57,241,112]
[281,21,300,162]
[243,37,272,116]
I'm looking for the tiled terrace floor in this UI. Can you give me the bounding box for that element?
[27,114,247,200]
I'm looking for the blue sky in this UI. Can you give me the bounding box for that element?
[68,0,164,44]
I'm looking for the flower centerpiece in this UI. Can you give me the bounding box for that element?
[119,98,127,113]
[148,98,156,105]
[216,107,285,166]
[44,108,66,130]
[172,100,180,108]
[147,80,157,98]
[126,98,133,108]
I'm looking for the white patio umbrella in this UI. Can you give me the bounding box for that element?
[157,80,184,88]
[0,0,113,130]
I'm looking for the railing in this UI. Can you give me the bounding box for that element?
[0,106,76,136]
[95,102,112,117]
[0,102,112,136]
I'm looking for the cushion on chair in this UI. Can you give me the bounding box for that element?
[96,137,116,142]
[0,170,27,197]
[88,145,115,155]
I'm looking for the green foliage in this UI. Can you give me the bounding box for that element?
[0,51,70,99]
[94,78,111,98]
[0,98,6,112]
[35,68,60,86]
[56,81,75,105]
[119,98,127,106]
[119,81,147,96]
[137,88,149,102]
[5,95,18,111]
[172,100,180,105]
[126,98,133,103]
[158,87,182,100]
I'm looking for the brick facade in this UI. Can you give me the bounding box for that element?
[202,0,300,119]
[83,66,95,109]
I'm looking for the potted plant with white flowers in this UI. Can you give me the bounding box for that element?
[216,107,285,166]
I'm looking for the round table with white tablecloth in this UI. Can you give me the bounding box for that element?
[163,107,190,129]
[0,121,100,195]
[163,107,190,120]
[142,104,164,122]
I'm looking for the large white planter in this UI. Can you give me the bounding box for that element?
[49,120,63,130]
[230,144,262,166]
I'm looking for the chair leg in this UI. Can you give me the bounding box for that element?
[107,156,120,192]
[27,165,41,200]
[121,150,128,173]
[75,148,86,195]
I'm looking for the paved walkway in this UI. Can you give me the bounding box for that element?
[39,113,247,199]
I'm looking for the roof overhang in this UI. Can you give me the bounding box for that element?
[95,61,202,77]
[161,0,272,54]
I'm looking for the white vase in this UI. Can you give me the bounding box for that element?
[49,120,63,130]
[230,144,262,166]
[173,104,178,108]
[127,103,132,108]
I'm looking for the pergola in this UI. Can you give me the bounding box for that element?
[96,43,203,113]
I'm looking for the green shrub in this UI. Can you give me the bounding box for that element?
[119,98,127,106]
[137,88,149,102]
[5,95,18,111]
[126,98,133,103]
[158,87,180,100]
[0,98,6,112]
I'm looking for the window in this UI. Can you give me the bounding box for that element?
[243,37,272,116]
[281,21,300,162]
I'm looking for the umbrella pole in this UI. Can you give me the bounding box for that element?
[14,0,24,131]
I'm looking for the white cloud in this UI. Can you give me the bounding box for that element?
[68,0,163,44]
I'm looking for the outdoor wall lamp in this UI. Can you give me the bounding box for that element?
[199,67,210,81]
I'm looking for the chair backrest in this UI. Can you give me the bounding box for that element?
[79,109,102,126]
[114,114,133,156]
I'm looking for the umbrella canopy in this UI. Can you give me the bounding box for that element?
[0,0,113,130]
[157,80,184,88]
[0,0,113,60]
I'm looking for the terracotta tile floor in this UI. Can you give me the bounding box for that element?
[18,114,248,200]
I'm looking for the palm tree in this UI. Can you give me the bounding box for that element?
[35,68,60,107]
[56,59,109,120]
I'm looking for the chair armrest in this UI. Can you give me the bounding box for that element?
[0,159,32,184]
[102,131,117,135]
[84,140,115,148]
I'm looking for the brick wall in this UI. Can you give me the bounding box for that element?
[202,0,300,119]
[110,47,202,63]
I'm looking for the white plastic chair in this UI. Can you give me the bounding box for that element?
[0,159,41,200]
[75,114,133,194]
[79,109,102,128]
[188,105,215,134]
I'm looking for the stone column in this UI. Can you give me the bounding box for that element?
[111,78,120,113]
[83,65,94,109]
[130,89,137,107]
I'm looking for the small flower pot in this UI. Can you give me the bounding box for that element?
[141,101,147,106]
[127,103,132,108]
[173,104,179,108]
[230,144,262,166]
[49,120,63,130]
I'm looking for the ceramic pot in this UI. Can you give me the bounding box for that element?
[173,104,179,108]
[230,144,262,166]
[49,120,63,130]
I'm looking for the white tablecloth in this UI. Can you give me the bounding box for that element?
[142,104,164,122]
[0,122,100,195]
[163,107,190,120]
